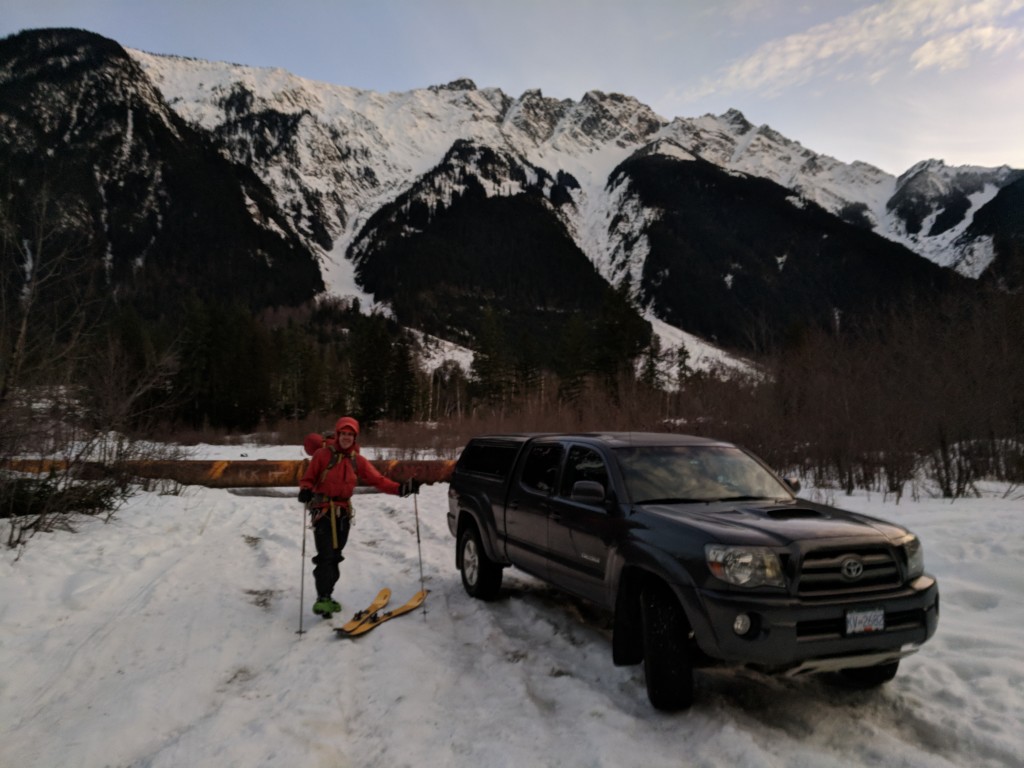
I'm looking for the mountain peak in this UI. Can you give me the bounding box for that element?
[1,26,125,56]
[722,108,754,133]
[430,78,477,92]
[899,158,948,182]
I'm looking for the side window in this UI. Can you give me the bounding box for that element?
[520,444,564,495]
[560,446,609,499]
[458,442,519,478]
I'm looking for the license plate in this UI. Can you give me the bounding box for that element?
[846,608,885,635]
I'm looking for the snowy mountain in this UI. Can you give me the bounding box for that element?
[128,50,671,302]
[3,28,1020,359]
[129,49,1022,289]
[0,29,323,315]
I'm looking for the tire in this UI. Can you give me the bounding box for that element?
[838,660,900,688]
[459,523,502,600]
[641,581,694,711]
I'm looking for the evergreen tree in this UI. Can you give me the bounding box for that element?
[347,312,393,426]
[173,295,213,428]
[592,281,651,390]
[639,335,664,389]
[674,343,693,388]
[270,325,324,421]
[470,308,514,407]
[386,336,418,421]
[555,314,591,404]
[172,297,272,430]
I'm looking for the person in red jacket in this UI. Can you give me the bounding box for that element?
[298,416,419,617]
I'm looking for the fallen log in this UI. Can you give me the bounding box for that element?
[3,458,456,488]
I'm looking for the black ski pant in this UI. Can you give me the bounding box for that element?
[311,508,351,599]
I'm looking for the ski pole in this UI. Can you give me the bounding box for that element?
[297,501,309,636]
[413,490,426,619]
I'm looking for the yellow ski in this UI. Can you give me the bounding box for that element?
[336,590,428,637]
[335,588,391,634]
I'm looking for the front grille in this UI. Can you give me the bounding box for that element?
[797,545,902,599]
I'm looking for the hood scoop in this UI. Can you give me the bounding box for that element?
[748,505,827,520]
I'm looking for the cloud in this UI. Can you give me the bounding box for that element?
[911,25,1023,71]
[685,0,1024,99]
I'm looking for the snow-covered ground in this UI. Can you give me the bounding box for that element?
[2,442,1022,768]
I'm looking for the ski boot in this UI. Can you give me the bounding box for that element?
[313,596,342,618]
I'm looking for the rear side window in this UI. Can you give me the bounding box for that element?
[457,442,520,479]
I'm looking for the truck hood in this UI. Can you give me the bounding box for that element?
[634,499,908,546]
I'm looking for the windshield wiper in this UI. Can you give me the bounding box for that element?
[634,497,705,505]
[711,495,776,503]
[636,495,780,505]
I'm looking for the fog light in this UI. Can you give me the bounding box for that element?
[733,613,752,635]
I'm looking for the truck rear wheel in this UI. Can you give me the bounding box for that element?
[641,581,694,711]
[459,524,502,600]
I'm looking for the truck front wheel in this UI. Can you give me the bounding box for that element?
[641,581,695,711]
[459,524,502,600]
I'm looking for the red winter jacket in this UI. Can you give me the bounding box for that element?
[300,440,400,505]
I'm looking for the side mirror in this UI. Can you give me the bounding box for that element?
[571,480,606,504]
[783,475,801,494]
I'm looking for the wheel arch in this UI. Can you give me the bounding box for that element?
[455,507,505,568]
[612,561,700,667]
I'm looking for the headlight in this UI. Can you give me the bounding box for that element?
[706,545,785,588]
[903,536,924,579]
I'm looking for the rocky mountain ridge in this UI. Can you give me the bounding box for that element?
[129,48,1022,293]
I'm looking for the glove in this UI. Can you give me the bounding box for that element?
[298,488,313,504]
[398,479,421,497]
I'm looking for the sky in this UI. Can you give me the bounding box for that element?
[2,439,1022,766]
[1,0,1022,175]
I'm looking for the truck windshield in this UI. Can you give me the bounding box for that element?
[615,445,792,504]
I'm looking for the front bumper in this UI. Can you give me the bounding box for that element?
[687,576,939,673]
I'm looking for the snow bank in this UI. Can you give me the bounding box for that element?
[2,446,1022,767]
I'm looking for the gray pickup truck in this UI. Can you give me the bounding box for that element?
[446,432,939,710]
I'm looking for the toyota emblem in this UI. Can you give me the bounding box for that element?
[840,557,864,580]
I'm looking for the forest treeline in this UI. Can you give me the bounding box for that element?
[418,288,1024,500]
[5,280,1024,503]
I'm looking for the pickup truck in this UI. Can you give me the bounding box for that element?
[446,432,939,710]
